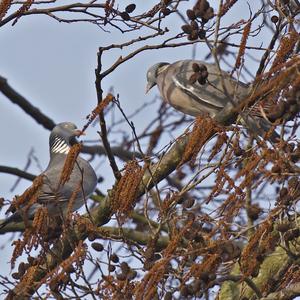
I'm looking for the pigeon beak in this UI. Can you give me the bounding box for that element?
[74,129,85,136]
[145,82,155,94]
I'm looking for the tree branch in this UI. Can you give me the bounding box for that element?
[81,145,142,161]
[0,166,35,181]
[0,75,56,130]
[259,282,300,300]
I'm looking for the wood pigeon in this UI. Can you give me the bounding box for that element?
[146,60,278,141]
[0,122,97,229]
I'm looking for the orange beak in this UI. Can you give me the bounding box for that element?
[75,129,86,136]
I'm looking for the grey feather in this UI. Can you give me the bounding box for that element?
[146,60,279,141]
[0,122,97,229]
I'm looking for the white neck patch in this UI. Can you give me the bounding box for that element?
[51,137,70,154]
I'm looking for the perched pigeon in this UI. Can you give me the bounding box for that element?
[146,60,278,141]
[0,122,97,229]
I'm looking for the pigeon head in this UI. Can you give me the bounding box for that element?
[146,62,170,93]
[50,122,84,155]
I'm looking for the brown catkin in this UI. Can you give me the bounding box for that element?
[59,143,82,187]
[9,174,44,214]
[271,30,299,69]
[82,93,114,133]
[235,21,251,70]
[0,0,12,21]
[112,160,145,216]
[220,0,239,17]
[179,118,217,167]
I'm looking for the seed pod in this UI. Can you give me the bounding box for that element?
[184,229,196,240]
[180,285,189,297]
[183,198,195,208]
[127,270,137,280]
[91,242,104,252]
[190,20,199,30]
[192,279,202,293]
[247,204,262,220]
[12,272,21,280]
[271,165,281,173]
[49,281,59,292]
[282,194,293,205]
[27,256,35,265]
[125,4,136,14]
[18,262,26,276]
[66,265,75,273]
[144,260,154,270]
[120,262,130,275]
[116,272,127,281]
[88,232,97,241]
[77,223,86,233]
[208,273,216,281]
[108,265,116,272]
[186,9,196,20]
[181,24,193,34]
[283,143,295,152]
[267,101,286,121]
[161,7,171,16]
[188,31,199,41]
[189,72,201,84]
[164,0,172,5]
[289,104,299,116]
[120,11,130,21]
[291,147,300,162]
[198,63,207,72]
[199,271,210,282]
[111,253,119,263]
[154,253,161,260]
[271,15,279,23]
[202,7,214,22]
[62,274,69,285]
[195,0,209,13]
[192,63,200,72]
[276,222,290,232]
[233,145,244,156]
[279,187,288,198]
[201,70,209,79]
[194,8,205,18]
[198,77,207,85]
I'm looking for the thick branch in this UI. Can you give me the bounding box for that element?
[81,145,142,161]
[259,282,300,300]
[0,75,55,130]
[0,166,35,181]
[97,226,169,249]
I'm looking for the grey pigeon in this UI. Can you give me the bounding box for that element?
[0,122,97,229]
[146,60,278,141]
